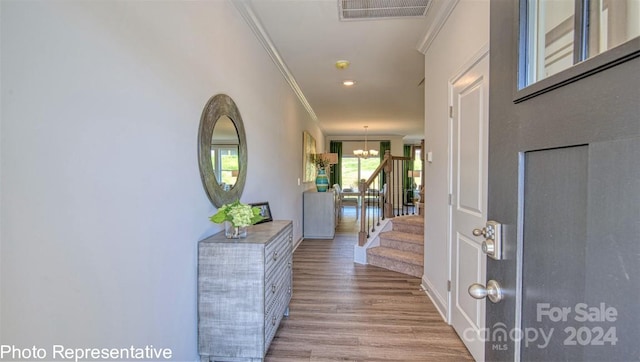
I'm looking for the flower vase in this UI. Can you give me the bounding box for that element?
[224,221,247,239]
[315,168,329,192]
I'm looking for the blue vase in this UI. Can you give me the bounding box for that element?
[315,168,329,192]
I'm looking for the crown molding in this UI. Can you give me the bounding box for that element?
[233,0,318,122]
[416,0,460,54]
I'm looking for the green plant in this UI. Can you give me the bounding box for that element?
[209,200,264,227]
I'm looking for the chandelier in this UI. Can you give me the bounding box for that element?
[353,126,378,159]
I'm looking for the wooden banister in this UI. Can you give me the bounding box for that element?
[356,150,414,246]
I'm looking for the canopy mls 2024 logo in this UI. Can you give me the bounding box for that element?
[463,302,618,351]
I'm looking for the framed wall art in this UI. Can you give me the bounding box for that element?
[302,131,316,182]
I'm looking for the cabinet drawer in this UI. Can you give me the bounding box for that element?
[264,274,292,346]
[265,257,292,316]
[265,233,292,276]
[264,225,292,258]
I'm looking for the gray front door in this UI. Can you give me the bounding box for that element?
[485,2,639,361]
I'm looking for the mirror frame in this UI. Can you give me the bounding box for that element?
[198,94,247,208]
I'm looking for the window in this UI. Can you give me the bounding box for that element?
[210,147,239,189]
[341,156,380,190]
[412,148,422,188]
[341,156,359,189]
[522,0,639,88]
[525,0,575,82]
[587,0,640,57]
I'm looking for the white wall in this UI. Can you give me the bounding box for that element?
[0,1,319,359]
[421,0,489,318]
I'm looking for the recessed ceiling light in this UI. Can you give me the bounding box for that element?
[343,80,356,86]
[335,60,350,70]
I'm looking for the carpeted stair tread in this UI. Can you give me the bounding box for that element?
[391,216,424,234]
[367,246,423,265]
[379,231,423,254]
[379,230,423,245]
[366,216,424,278]
[392,215,423,225]
[367,247,423,278]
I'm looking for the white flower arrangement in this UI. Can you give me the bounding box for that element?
[209,200,263,227]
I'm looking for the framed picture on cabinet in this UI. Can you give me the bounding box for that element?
[250,202,272,224]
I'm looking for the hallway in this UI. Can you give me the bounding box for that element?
[266,212,473,361]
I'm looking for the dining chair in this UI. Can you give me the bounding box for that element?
[340,187,359,219]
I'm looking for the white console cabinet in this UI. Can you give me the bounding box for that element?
[303,190,336,239]
[198,220,293,362]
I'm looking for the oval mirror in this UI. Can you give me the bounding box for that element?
[198,94,247,207]
[211,115,240,190]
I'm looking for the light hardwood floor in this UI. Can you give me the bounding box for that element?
[266,211,473,361]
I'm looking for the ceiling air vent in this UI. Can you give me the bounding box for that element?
[339,0,431,20]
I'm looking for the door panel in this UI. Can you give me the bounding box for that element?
[521,140,639,361]
[456,234,484,327]
[583,138,640,360]
[458,85,483,214]
[450,52,489,362]
[522,146,588,361]
[487,1,639,361]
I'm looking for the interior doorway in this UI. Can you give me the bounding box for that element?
[448,47,490,362]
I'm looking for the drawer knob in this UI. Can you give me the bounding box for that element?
[273,252,278,261]
[271,316,277,326]
[271,284,276,294]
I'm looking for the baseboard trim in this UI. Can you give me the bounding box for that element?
[421,276,449,323]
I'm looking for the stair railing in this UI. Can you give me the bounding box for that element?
[357,150,415,246]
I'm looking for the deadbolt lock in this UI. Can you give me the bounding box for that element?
[482,239,495,255]
[473,220,503,260]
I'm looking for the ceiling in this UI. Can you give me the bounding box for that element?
[240,0,433,141]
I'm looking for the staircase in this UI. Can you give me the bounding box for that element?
[366,215,424,278]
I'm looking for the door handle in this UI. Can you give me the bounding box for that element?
[472,227,487,237]
[468,280,504,303]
